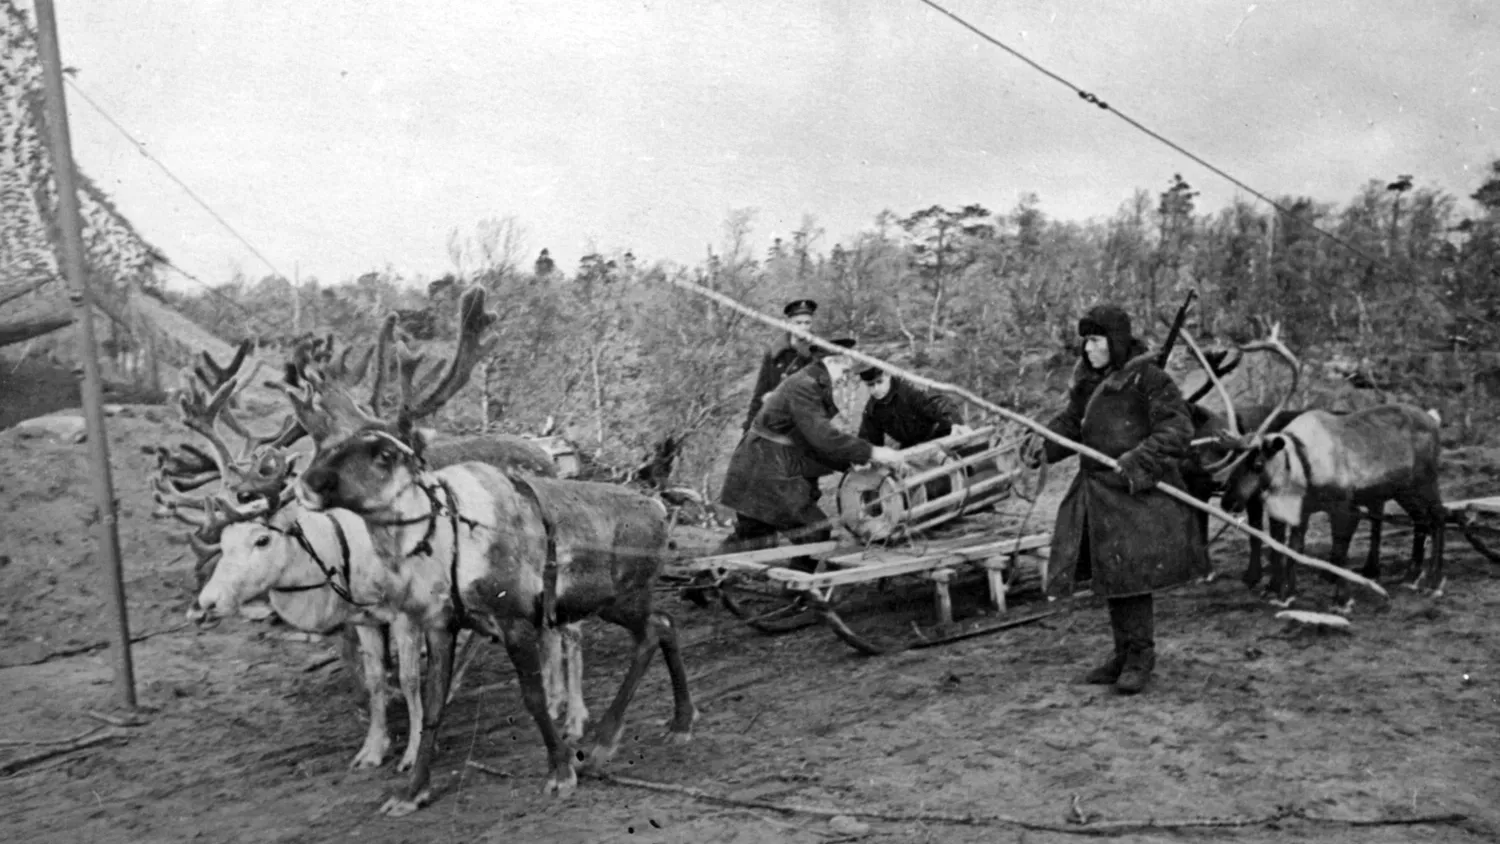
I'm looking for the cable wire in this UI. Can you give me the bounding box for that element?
[915,0,1384,268]
[62,78,285,336]
[65,77,290,281]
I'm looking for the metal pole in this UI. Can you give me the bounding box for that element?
[33,0,137,708]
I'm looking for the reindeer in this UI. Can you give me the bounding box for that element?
[155,336,587,773]
[294,288,697,816]
[1214,404,1446,607]
[1179,325,1327,591]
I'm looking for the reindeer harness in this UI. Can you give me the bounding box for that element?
[254,505,373,608]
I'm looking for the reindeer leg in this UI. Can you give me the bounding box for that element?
[651,610,698,743]
[560,622,589,743]
[585,602,662,770]
[1362,507,1384,589]
[499,618,577,797]
[1329,507,1360,614]
[541,625,565,726]
[349,625,391,769]
[379,623,456,817]
[1265,519,1288,601]
[1276,522,1306,607]
[1428,498,1446,597]
[1242,499,1264,590]
[393,615,425,773]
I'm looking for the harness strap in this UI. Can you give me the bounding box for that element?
[410,482,445,557]
[283,517,375,607]
[510,475,560,628]
[436,479,467,623]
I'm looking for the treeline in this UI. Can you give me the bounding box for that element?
[161,162,1500,487]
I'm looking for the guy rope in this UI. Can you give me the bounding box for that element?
[667,275,1387,598]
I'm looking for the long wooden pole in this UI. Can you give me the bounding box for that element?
[669,275,1387,598]
[34,0,138,706]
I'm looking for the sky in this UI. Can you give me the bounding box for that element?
[33,0,1500,290]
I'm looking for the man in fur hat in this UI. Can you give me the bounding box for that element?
[720,339,908,568]
[1040,304,1208,694]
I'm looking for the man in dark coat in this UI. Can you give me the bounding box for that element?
[743,299,820,432]
[721,342,907,565]
[1042,304,1208,694]
[856,366,966,448]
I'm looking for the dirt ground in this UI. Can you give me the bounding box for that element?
[2,398,1499,844]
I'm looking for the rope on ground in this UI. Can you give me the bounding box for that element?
[665,275,1387,599]
[593,771,1469,837]
[0,729,129,777]
[15,621,195,667]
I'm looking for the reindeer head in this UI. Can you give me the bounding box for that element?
[191,502,313,623]
[1197,322,1303,479]
[297,287,496,514]
[1219,434,1300,514]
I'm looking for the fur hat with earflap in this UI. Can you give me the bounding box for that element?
[1077,304,1146,370]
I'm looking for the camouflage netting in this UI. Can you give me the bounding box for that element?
[0,0,222,390]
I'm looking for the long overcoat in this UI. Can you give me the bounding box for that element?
[721,361,872,528]
[1042,355,1209,598]
[743,341,815,432]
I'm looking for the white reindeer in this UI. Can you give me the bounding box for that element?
[188,499,587,770]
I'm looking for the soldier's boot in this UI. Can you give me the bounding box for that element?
[1080,600,1130,684]
[1114,594,1156,695]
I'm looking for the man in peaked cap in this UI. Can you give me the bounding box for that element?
[721,337,907,570]
[742,298,820,432]
[1037,303,1208,695]
[856,363,967,450]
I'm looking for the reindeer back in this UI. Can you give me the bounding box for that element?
[1285,404,1441,499]
[441,464,669,627]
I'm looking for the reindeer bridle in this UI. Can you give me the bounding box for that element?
[261,513,371,607]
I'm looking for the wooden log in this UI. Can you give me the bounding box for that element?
[0,313,73,348]
[681,541,841,573]
[773,533,1051,589]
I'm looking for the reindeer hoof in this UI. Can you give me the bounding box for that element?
[664,707,699,744]
[349,745,388,770]
[395,750,419,773]
[544,767,578,798]
[378,789,431,817]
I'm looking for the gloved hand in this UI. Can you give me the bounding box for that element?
[868,445,910,475]
[1020,433,1046,469]
[1115,449,1155,495]
[950,423,974,436]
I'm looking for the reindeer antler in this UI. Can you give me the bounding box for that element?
[1236,322,1301,440]
[276,330,388,447]
[399,287,497,423]
[368,314,399,415]
[1205,322,1302,475]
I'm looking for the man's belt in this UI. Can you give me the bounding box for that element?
[747,426,795,447]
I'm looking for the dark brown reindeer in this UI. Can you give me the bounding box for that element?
[295,288,696,816]
[1215,403,1446,608]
